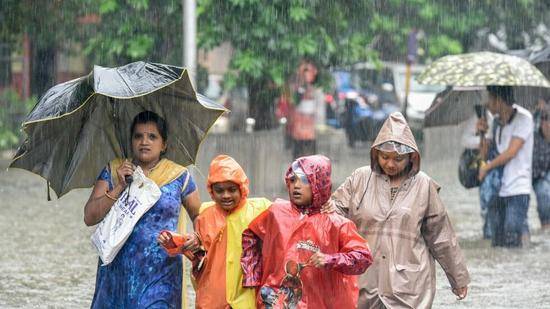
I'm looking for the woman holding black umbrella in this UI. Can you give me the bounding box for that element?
[85,111,201,308]
[8,62,226,308]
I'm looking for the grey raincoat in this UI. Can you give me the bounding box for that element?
[331,112,470,308]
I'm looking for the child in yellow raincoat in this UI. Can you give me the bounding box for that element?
[158,154,270,308]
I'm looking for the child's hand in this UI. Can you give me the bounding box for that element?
[452,286,468,300]
[157,231,176,249]
[182,232,201,252]
[308,252,327,268]
[158,231,197,258]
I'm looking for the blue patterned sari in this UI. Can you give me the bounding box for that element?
[91,159,196,309]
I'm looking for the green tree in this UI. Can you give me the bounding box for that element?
[1,0,185,96]
[197,0,378,129]
[80,0,184,66]
[0,0,83,96]
[2,0,548,118]
[197,0,549,129]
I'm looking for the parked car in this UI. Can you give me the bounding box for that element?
[341,91,399,147]
[330,67,401,147]
[351,62,445,130]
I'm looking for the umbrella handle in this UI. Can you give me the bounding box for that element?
[125,175,133,185]
[47,181,51,201]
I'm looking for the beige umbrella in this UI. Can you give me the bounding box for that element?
[417,51,550,88]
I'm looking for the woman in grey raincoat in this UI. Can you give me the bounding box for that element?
[329,112,470,308]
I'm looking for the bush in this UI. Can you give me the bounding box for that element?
[0,89,36,150]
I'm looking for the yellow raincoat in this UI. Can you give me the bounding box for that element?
[193,155,270,308]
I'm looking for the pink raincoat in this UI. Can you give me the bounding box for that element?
[241,155,373,308]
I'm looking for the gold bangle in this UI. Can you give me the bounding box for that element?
[105,191,118,201]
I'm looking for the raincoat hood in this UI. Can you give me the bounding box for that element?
[207,155,250,202]
[285,155,331,213]
[371,112,421,177]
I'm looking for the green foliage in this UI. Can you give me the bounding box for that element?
[197,1,376,90]
[0,90,36,150]
[1,0,549,108]
[0,0,23,44]
[196,0,549,94]
[99,0,118,14]
[79,0,184,66]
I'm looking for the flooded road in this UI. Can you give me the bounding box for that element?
[1,145,550,308]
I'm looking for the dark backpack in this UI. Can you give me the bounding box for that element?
[458,148,482,188]
[458,119,500,189]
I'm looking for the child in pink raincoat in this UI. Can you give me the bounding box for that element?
[241,155,373,308]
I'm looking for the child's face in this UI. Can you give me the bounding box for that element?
[211,181,242,211]
[288,172,313,206]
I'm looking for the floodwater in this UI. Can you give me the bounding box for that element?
[1,138,550,308]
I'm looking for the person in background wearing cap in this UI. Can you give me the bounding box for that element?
[158,155,271,308]
[241,155,372,309]
[532,97,550,231]
[477,86,534,247]
[327,112,470,308]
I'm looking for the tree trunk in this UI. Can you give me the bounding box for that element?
[0,42,11,88]
[30,40,57,97]
[247,78,278,131]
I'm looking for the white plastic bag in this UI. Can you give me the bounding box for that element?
[91,166,161,265]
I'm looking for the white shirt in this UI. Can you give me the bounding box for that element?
[491,104,533,197]
[295,87,326,126]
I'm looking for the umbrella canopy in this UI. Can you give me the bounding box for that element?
[424,86,486,128]
[10,61,226,198]
[417,51,550,88]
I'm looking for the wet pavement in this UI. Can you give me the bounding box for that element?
[1,152,550,308]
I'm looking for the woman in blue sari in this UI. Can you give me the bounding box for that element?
[84,111,201,308]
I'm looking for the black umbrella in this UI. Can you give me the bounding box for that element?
[424,86,486,128]
[10,61,226,198]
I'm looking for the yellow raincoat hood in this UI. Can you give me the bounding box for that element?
[194,155,270,308]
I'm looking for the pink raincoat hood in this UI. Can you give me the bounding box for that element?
[285,155,332,213]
